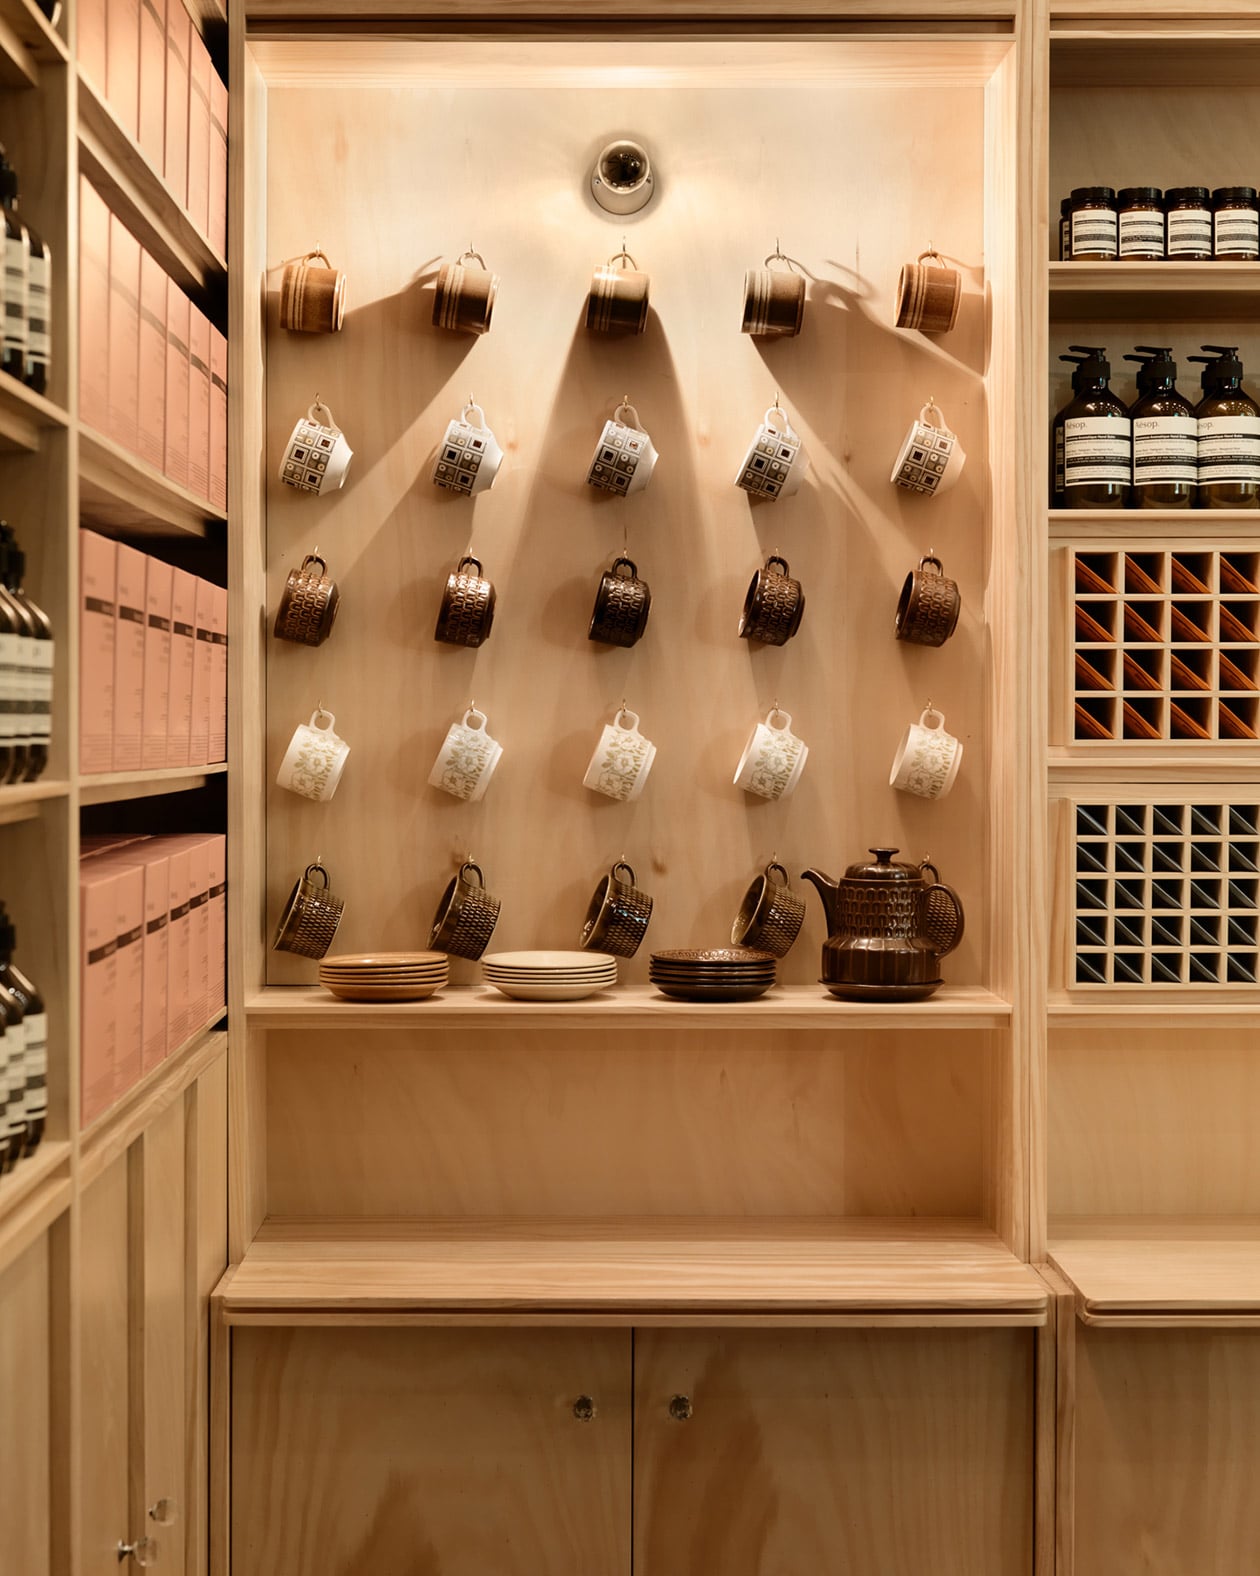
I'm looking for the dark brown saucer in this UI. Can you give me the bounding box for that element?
[820,979,943,1002]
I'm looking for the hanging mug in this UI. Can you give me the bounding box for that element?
[276,707,350,801]
[895,556,961,647]
[890,402,966,496]
[428,860,502,960]
[587,402,658,496]
[273,552,340,646]
[434,556,496,647]
[890,705,963,800]
[741,249,805,337]
[432,401,504,496]
[272,861,345,958]
[734,708,809,801]
[587,249,650,334]
[894,250,961,334]
[278,399,354,495]
[589,556,651,647]
[279,248,346,334]
[427,707,503,802]
[739,554,805,646]
[735,406,809,500]
[433,248,499,335]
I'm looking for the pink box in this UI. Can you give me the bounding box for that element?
[81,834,151,857]
[163,281,189,487]
[138,0,165,173]
[138,847,170,1072]
[208,581,227,762]
[105,0,140,142]
[80,865,119,1128]
[106,862,144,1100]
[205,833,226,1015]
[187,306,211,500]
[79,179,111,435]
[186,29,211,240]
[142,555,171,770]
[209,325,227,511]
[209,69,227,262]
[167,568,195,767]
[107,215,141,454]
[79,0,108,94]
[112,542,147,773]
[79,531,117,774]
[188,576,212,765]
[165,841,191,1052]
[137,250,167,472]
[163,0,189,210]
[186,836,210,1031]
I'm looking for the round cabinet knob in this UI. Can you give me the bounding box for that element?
[668,1394,693,1422]
[572,1394,597,1422]
[148,1499,177,1527]
[117,1536,156,1567]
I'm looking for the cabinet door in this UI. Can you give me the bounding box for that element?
[1076,1327,1260,1576]
[634,1328,1034,1576]
[79,1154,131,1575]
[232,1328,631,1576]
[0,1233,52,1576]
[187,1055,228,1576]
[142,1099,187,1576]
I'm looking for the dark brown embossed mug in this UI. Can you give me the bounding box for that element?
[739,554,805,646]
[895,555,960,648]
[274,552,340,646]
[428,860,502,960]
[730,861,806,958]
[272,861,345,959]
[589,556,651,647]
[435,555,496,648]
[580,861,654,958]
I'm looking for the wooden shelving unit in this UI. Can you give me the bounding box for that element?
[0,0,66,88]
[79,762,228,805]
[0,369,69,452]
[79,424,227,537]
[1049,260,1260,321]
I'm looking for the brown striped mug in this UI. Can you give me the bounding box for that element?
[433,249,499,335]
[741,251,805,337]
[274,552,340,646]
[894,250,961,335]
[895,555,960,648]
[279,248,346,334]
[587,249,650,334]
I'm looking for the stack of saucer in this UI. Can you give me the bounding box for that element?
[318,951,449,1002]
[482,950,617,1001]
[649,947,777,1001]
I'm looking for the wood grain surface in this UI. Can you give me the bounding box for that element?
[1049,1215,1260,1317]
[0,1233,52,1576]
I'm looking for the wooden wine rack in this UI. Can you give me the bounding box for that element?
[1071,546,1259,743]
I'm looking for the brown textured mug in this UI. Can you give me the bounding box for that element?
[429,860,502,960]
[742,251,805,337]
[731,861,806,958]
[894,251,961,334]
[433,249,499,335]
[589,556,651,647]
[587,249,650,334]
[435,555,496,647]
[279,249,346,334]
[580,861,654,958]
[274,552,340,646]
[739,554,805,646]
[272,861,345,959]
[895,555,960,648]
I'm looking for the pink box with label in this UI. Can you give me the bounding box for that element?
[139,847,170,1072]
[205,833,226,1015]
[181,835,210,1034]
[137,250,167,473]
[107,215,141,455]
[164,0,189,210]
[208,582,227,762]
[79,180,112,436]
[186,29,211,240]
[165,840,191,1053]
[142,556,172,769]
[164,280,190,487]
[187,306,211,500]
[112,542,146,773]
[209,325,227,511]
[106,862,144,1100]
[209,69,227,261]
[80,865,119,1128]
[105,0,140,141]
[138,0,165,173]
[79,530,117,774]
[167,568,196,767]
[188,576,212,765]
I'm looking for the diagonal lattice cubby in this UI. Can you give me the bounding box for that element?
[1072,549,1259,742]
[1072,799,1260,986]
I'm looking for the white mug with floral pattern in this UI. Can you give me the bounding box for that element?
[734,708,808,800]
[428,707,503,802]
[583,707,657,801]
[276,707,350,801]
[890,705,963,799]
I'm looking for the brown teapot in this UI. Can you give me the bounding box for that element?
[801,847,964,1001]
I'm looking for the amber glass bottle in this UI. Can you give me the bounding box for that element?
[1188,345,1260,510]
[1125,346,1196,510]
[0,907,44,1155]
[1053,346,1131,509]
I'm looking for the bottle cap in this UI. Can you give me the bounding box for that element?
[1060,345,1111,387]
[1124,346,1177,392]
[1069,186,1116,204]
[1165,186,1211,206]
[1117,187,1163,206]
[1212,186,1258,207]
[1189,345,1245,389]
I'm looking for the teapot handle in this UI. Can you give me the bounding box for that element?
[922,882,965,958]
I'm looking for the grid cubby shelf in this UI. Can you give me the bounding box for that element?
[1071,547,1259,742]
[1072,798,1260,987]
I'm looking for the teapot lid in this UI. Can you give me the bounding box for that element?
[843,847,923,881]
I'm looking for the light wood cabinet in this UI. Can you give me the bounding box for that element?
[0,1233,54,1576]
[80,1153,132,1572]
[141,1100,188,1574]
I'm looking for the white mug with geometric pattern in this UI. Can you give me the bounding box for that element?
[276,707,350,801]
[735,405,810,500]
[890,402,966,496]
[583,707,657,801]
[278,399,354,495]
[428,707,503,802]
[734,708,808,800]
[587,402,658,496]
[432,402,504,497]
[889,706,963,799]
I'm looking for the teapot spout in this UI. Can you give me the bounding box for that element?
[800,868,840,934]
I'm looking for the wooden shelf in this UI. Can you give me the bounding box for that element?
[1048,1216,1260,1325]
[245,982,1013,1031]
[1048,995,1260,1028]
[1050,27,1260,89]
[0,1138,71,1227]
[79,763,227,806]
[0,0,66,88]
[0,370,69,453]
[0,779,69,826]
[79,425,227,538]
[77,70,227,299]
[1048,752,1260,783]
[1050,509,1260,541]
[1050,260,1260,321]
[217,1216,1048,1326]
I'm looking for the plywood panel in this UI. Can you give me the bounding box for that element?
[0,1233,51,1576]
[1049,1029,1260,1217]
[1075,1327,1260,1576]
[231,1327,630,1576]
[634,1327,1034,1575]
[80,1155,131,1575]
[265,1028,994,1219]
[261,52,995,990]
[143,1101,187,1576]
